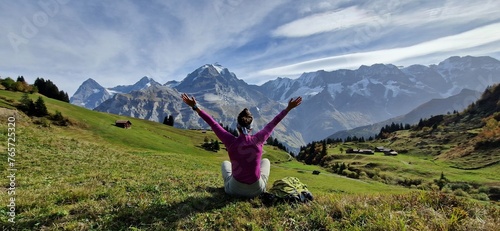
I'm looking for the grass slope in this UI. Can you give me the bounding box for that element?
[0,90,498,230]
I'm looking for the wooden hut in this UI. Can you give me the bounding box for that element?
[115,120,132,129]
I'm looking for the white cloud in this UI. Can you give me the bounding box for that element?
[272,6,377,38]
[1,0,500,95]
[257,23,500,77]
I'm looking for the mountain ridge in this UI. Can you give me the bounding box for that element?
[72,55,500,149]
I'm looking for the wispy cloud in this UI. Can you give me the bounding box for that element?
[1,0,499,94]
[257,23,500,77]
[272,6,377,38]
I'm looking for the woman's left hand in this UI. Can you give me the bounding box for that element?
[181,93,197,107]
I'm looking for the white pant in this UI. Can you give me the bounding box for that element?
[221,158,270,197]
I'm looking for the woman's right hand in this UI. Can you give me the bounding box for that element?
[181,93,197,107]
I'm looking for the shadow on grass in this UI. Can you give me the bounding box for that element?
[105,186,244,229]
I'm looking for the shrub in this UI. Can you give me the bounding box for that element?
[430,184,440,191]
[341,169,351,176]
[379,173,396,185]
[471,193,489,201]
[442,186,453,194]
[358,171,368,179]
[34,117,51,127]
[51,111,69,126]
[398,177,423,187]
[453,188,470,198]
[348,171,358,179]
[449,182,471,192]
[478,186,490,194]
[417,182,433,191]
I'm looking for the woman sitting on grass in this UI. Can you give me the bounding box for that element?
[181,93,302,197]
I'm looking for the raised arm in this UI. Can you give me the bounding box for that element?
[285,96,302,112]
[181,93,199,112]
[256,97,302,142]
[181,93,236,145]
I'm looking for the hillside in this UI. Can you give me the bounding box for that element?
[0,90,499,230]
[379,84,500,169]
[295,84,500,203]
[328,88,481,140]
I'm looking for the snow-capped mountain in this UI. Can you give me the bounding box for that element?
[108,76,162,94]
[73,56,500,149]
[176,63,268,107]
[164,80,180,88]
[94,84,182,123]
[70,76,161,109]
[70,78,112,109]
[259,56,500,142]
[327,88,482,140]
[175,64,297,145]
[91,63,302,148]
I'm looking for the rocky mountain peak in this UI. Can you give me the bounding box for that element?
[75,55,500,149]
[109,76,161,93]
[438,55,500,71]
[69,78,110,109]
[80,78,103,88]
[176,63,244,94]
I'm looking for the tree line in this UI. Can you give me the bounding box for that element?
[18,93,69,126]
[295,140,328,165]
[375,122,412,139]
[1,76,70,102]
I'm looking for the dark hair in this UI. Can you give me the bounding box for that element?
[237,108,253,128]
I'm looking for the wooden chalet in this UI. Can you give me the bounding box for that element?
[115,120,132,129]
[384,150,398,156]
[346,148,375,155]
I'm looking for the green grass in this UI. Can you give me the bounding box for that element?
[327,140,499,186]
[0,90,499,230]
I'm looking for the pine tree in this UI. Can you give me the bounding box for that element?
[321,140,327,156]
[305,142,316,164]
[34,96,48,117]
[167,115,174,126]
[19,93,35,115]
[213,140,220,151]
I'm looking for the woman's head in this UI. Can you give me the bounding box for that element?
[237,108,253,134]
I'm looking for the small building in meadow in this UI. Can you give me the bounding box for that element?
[115,120,132,129]
[346,148,374,155]
[384,150,398,156]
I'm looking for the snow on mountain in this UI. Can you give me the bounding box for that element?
[75,56,500,148]
[70,78,111,109]
[70,76,162,109]
[433,56,500,97]
[259,56,500,142]
[94,84,182,123]
[164,80,180,88]
[328,88,482,140]
[109,76,161,93]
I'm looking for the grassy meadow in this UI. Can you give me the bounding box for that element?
[0,90,499,230]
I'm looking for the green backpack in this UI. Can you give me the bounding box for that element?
[261,177,313,205]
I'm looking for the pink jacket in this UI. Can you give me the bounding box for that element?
[197,109,288,184]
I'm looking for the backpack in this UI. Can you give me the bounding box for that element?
[260,177,313,206]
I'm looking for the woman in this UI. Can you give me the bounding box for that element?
[181,93,302,197]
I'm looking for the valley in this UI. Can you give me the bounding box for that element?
[0,89,498,230]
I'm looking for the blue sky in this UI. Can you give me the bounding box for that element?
[1,0,500,95]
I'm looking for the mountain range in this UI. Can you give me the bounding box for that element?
[70,56,500,150]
